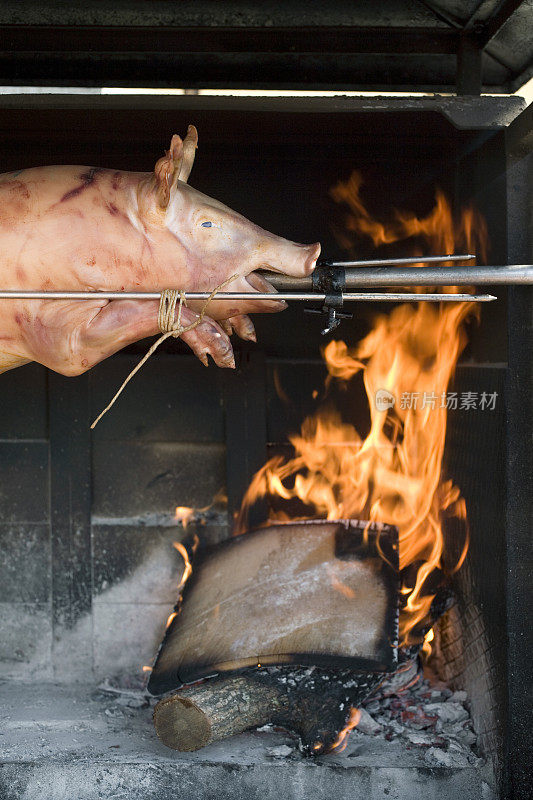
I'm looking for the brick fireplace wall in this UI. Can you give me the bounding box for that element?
[434,365,508,781]
[0,355,230,683]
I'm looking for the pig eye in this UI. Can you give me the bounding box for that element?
[201,221,213,228]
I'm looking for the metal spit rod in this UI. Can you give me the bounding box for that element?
[0,260,530,303]
[0,290,496,302]
[265,264,533,289]
[322,254,475,266]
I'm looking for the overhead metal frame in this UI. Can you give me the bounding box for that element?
[0,92,525,132]
[0,25,461,55]
[0,1,531,94]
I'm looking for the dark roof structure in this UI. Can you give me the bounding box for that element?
[0,0,531,93]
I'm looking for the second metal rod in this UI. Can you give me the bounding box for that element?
[263,264,533,288]
[0,291,495,302]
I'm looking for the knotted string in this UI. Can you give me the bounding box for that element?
[91,274,237,429]
[158,288,186,336]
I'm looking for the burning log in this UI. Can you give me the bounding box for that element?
[153,666,384,754]
[149,520,399,753]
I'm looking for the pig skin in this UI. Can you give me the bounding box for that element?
[0,126,320,376]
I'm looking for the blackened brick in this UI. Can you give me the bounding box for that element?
[0,363,48,439]
[90,354,224,443]
[0,442,49,523]
[0,524,50,603]
[92,442,226,517]
[0,602,52,680]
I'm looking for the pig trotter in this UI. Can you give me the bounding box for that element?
[180,317,235,369]
[228,314,256,342]
[219,319,234,337]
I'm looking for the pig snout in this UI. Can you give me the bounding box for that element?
[260,239,321,277]
[301,241,321,275]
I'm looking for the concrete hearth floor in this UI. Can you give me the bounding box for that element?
[0,682,496,800]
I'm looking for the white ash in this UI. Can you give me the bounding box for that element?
[355,708,383,735]
[358,668,483,768]
[267,744,294,758]
[97,676,151,697]
[423,701,470,724]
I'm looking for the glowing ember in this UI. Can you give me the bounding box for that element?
[236,174,487,649]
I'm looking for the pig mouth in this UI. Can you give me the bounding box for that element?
[254,262,284,276]
[245,272,279,294]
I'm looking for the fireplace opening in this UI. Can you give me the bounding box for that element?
[0,90,530,800]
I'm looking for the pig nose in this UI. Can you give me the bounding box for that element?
[304,242,321,275]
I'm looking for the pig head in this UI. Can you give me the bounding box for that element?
[0,126,320,375]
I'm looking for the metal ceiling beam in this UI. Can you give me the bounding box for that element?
[457,34,482,94]
[0,24,461,54]
[0,93,524,129]
[0,11,529,91]
[475,0,526,48]
[510,57,533,92]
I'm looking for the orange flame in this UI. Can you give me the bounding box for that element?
[175,506,195,529]
[174,491,227,530]
[161,536,200,633]
[165,611,178,630]
[330,172,487,263]
[422,627,435,658]
[330,708,362,752]
[173,534,199,591]
[236,174,486,648]
[173,541,193,591]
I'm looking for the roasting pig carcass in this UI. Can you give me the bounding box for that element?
[0,126,320,375]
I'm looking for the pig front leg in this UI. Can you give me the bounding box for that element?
[16,299,236,375]
[221,314,257,342]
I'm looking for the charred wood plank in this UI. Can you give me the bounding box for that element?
[148,520,399,695]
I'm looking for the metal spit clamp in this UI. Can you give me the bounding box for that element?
[306,262,353,335]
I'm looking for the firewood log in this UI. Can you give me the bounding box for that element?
[153,665,383,754]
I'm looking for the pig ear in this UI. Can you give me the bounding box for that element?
[152,127,198,208]
[178,125,198,184]
[152,134,184,208]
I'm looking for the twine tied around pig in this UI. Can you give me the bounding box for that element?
[91,274,238,429]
